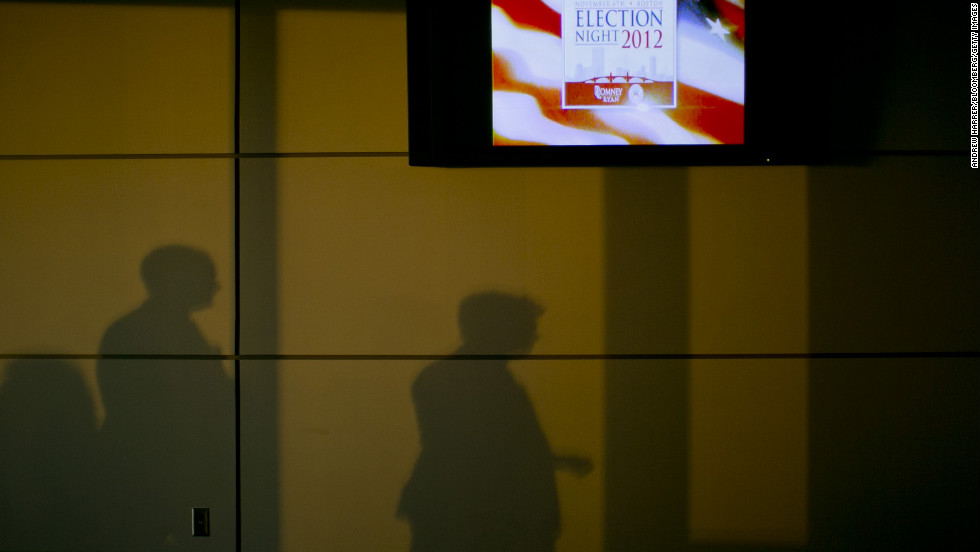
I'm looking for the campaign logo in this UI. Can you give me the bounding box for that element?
[594,85,625,103]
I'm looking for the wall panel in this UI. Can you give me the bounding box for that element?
[240,158,606,356]
[0,2,234,155]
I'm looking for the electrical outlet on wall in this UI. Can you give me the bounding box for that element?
[191,507,210,537]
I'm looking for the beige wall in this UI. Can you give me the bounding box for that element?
[0,2,234,155]
[1,2,976,552]
[687,167,809,544]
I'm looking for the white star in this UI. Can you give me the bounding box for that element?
[706,17,731,40]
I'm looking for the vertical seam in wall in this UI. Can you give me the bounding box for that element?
[233,1,243,550]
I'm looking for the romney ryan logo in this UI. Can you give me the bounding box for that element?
[593,84,624,103]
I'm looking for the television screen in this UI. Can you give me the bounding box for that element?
[492,0,745,147]
[407,0,829,166]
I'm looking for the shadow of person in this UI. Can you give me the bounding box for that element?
[96,245,234,551]
[398,292,591,552]
[0,359,100,551]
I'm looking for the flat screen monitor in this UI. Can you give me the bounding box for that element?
[408,1,826,166]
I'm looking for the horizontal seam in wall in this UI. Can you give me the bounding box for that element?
[0,152,409,161]
[2,352,977,361]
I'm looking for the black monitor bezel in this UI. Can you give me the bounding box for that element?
[407,1,828,167]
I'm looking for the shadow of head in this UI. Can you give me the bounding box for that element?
[458,292,544,354]
[141,245,218,312]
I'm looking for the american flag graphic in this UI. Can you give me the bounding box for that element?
[492,0,745,146]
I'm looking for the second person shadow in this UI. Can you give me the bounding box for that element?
[398,292,591,552]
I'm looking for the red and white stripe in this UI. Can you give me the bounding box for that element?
[492,0,745,146]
